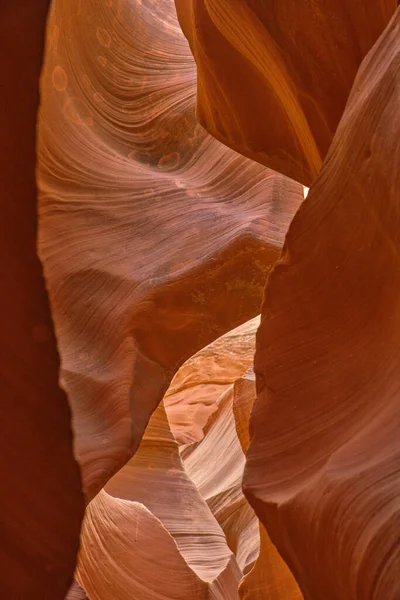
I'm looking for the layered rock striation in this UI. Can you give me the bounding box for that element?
[245,9,400,599]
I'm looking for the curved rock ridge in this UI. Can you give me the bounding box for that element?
[77,491,242,600]
[0,2,84,597]
[38,0,303,501]
[165,316,260,444]
[167,318,260,574]
[76,403,243,598]
[231,371,302,600]
[76,316,302,599]
[75,317,257,598]
[167,322,302,597]
[232,369,257,455]
[181,384,259,575]
[244,9,400,599]
[175,0,396,185]
[239,524,303,600]
[105,401,237,583]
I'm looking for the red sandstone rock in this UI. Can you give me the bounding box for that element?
[9,0,396,596]
[231,371,302,600]
[175,0,396,185]
[232,370,257,455]
[38,0,302,501]
[181,382,259,574]
[66,581,88,600]
[166,322,260,576]
[78,491,229,600]
[6,0,400,596]
[105,402,237,583]
[77,403,242,598]
[244,9,400,599]
[0,1,84,597]
[165,317,259,444]
[239,524,303,600]
[75,319,261,598]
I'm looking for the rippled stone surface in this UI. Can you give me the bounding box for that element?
[231,370,302,600]
[74,320,255,598]
[175,0,396,185]
[75,318,306,598]
[66,581,88,600]
[38,0,302,502]
[180,371,259,576]
[77,404,242,598]
[245,10,400,599]
[165,317,260,444]
[7,0,397,595]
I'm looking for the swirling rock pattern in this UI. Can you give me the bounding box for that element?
[178,332,302,599]
[181,382,259,575]
[175,0,397,185]
[231,371,302,600]
[75,322,257,598]
[211,369,301,600]
[105,402,237,583]
[77,405,242,598]
[165,316,259,444]
[74,315,304,599]
[78,491,226,600]
[245,9,400,599]
[0,1,84,597]
[167,320,260,577]
[38,0,302,501]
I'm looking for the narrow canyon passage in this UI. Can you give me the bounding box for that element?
[1,0,399,598]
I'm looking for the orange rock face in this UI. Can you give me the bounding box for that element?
[74,324,250,597]
[0,1,84,597]
[175,0,397,185]
[232,371,302,600]
[38,0,302,502]
[77,407,243,599]
[4,0,399,595]
[245,9,400,599]
[66,581,88,600]
[165,317,260,444]
[74,321,304,598]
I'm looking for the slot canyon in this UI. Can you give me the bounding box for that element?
[1,0,399,598]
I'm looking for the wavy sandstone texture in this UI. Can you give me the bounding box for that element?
[38,0,303,502]
[77,414,242,599]
[0,2,84,598]
[174,0,397,185]
[179,369,259,576]
[245,9,400,600]
[165,316,260,444]
[231,371,302,600]
[5,0,397,595]
[75,322,251,598]
[74,320,304,599]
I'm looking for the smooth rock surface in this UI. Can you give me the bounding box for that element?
[105,401,237,583]
[175,0,396,185]
[0,1,84,597]
[245,9,400,599]
[231,371,302,600]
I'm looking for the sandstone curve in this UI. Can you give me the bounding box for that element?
[244,10,400,599]
[38,0,303,501]
[175,0,396,185]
